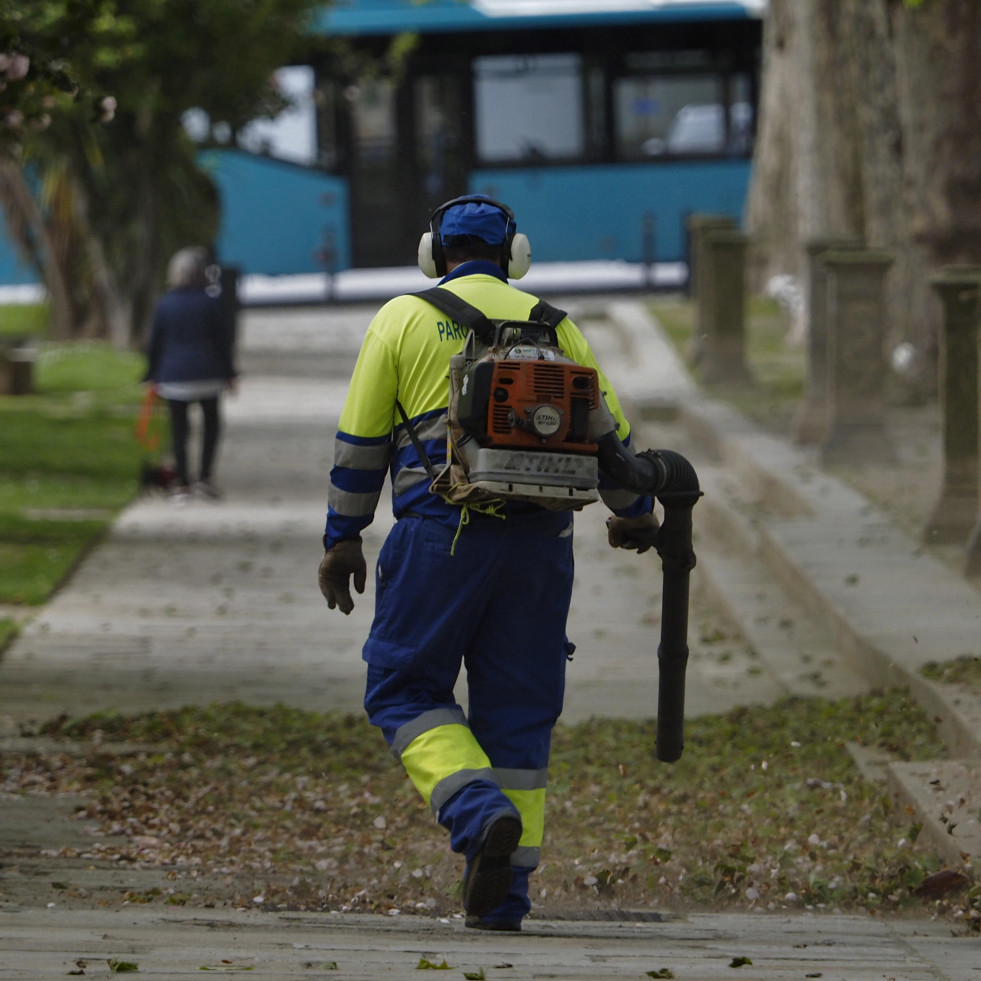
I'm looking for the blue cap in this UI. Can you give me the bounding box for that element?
[440,199,511,245]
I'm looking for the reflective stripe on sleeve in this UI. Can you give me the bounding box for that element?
[328,487,383,518]
[391,412,448,494]
[333,437,392,470]
[328,432,390,527]
[396,411,447,445]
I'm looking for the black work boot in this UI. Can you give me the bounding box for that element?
[462,812,522,918]
[465,915,522,932]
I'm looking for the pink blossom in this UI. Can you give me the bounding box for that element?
[99,95,117,122]
[5,53,29,80]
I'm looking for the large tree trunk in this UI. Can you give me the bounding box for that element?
[894,0,981,374]
[75,188,131,348]
[747,0,981,400]
[0,157,75,340]
[746,2,866,284]
[839,0,917,391]
[744,1,806,289]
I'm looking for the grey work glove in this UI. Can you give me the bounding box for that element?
[318,539,367,615]
[606,512,660,554]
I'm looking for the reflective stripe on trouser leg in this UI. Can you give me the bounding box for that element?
[496,767,547,868]
[394,707,498,814]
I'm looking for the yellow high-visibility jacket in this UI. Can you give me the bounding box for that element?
[325,266,648,548]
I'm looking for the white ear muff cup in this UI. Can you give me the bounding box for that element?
[417,232,439,278]
[507,233,532,280]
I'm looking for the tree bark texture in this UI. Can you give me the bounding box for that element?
[747,0,981,397]
[0,157,74,340]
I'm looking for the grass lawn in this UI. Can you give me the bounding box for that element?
[4,692,972,925]
[0,302,49,339]
[0,340,147,613]
[650,295,805,433]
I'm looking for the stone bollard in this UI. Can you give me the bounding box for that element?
[697,228,752,384]
[791,237,864,445]
[923,267,981,549]
[697,228,753,385]
[819,249,896,466]
[685,213,736,365]
[0,342,37,396]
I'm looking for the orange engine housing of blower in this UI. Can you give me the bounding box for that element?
[457,355,600,453]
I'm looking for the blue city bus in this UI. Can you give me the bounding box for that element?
[297,0,763,273]
[0,0,764,286]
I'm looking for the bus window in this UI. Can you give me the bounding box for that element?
[614,48,755,161]
[616,74,720,159]
[315,75,347,172]
[344,77,413,266]
[474,54,585,163]
[415,74,470,207]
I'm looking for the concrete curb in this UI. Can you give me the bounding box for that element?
[679,393,981,760]
[610,300,981,867]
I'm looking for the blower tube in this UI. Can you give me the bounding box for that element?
[595,432,700,505]
[596,430,701,763]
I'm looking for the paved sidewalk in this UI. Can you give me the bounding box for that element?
[2,293,981,978]
[0,299,793,729]
[2,904,977,980]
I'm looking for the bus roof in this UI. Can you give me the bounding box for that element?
[315,0,767,37]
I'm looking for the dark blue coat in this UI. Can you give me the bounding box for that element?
[145,288,236,384]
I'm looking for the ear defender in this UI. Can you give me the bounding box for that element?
[507,232,531,280]
[417,196,532,280]
[417,231,439,278]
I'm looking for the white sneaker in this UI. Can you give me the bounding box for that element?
[194,480,222,501]
[169,486,193,507]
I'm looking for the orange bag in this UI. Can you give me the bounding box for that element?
[134,385,165,453]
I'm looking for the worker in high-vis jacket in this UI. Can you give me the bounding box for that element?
[319,195,656,931]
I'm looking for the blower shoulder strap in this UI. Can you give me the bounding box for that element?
[412,286,567,342]
[527,298,568,331]
[413,287,496,342]
[395,398,438,481]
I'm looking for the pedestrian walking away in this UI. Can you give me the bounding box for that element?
[318,195,659,931]
[144,246,238,505]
